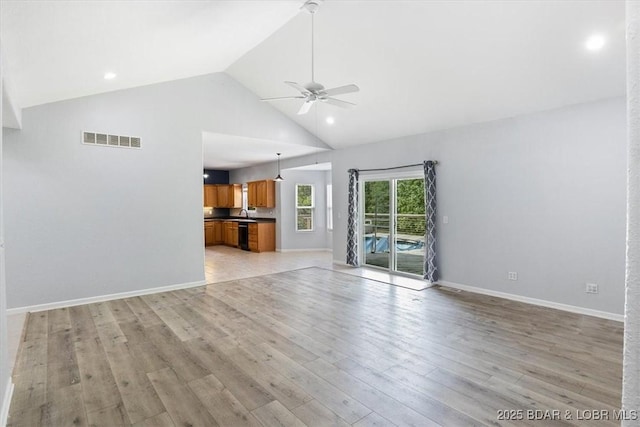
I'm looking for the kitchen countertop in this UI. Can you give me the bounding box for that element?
[204,217,276,223]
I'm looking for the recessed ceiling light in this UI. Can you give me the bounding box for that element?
[326,116,335,125]
[104,72,117,80]
[585,34,605,51]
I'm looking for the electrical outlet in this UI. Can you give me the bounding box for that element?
[586,283,599,294]
[508,272,518,281]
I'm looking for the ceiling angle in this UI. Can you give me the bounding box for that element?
[260,0,359,115]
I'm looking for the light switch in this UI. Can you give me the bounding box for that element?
[443,216,449,224]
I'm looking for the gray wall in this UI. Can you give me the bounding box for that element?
[278,170,331,251]
[3,72,319,309]
[1,48,10,422]
[330,97,626,315]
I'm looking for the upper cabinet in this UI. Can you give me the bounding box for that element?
[218,184,242,208]
[247,179,276,208]
[203,185,218,207]
[204,184,242,208]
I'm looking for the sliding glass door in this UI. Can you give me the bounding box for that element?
[363,180,391,270]
[363,175,425,277]
[394,178,425,275]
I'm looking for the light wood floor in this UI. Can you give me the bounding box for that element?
[8,266,623,426]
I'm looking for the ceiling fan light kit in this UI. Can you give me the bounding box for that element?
[260,0,359,115]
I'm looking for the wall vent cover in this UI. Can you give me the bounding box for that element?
[82,131,141,149]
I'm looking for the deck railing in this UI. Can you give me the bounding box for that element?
[364,213,425,236]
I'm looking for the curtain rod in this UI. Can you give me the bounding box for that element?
[356,161,438,172]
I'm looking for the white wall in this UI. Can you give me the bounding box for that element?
[1,43,12,426]
[330,97,626,315]
[325,170,333,250]
[3,72,319,309]
[622,0,640,417]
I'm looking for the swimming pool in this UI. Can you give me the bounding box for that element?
[364,235,424,252]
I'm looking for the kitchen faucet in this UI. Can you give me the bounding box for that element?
[239,208,249,218]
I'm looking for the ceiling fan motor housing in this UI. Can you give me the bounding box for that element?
[303,0,322,14]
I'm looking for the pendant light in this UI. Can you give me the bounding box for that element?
[275,153,284,181]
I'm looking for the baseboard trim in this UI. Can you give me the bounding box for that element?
[332,260,351,267]
[6,280,207,315]
[278,248,332,253]
[438,280,623,322]
[1,379,13,427]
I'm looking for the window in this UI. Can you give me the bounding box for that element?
[326,184,333,231]
[241,184,256,213]
[296,184,314,231]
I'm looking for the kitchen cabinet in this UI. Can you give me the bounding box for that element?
[248,222,275,252]
[205,221,225,246]
[213,221,223,244]
[203,185,217,207]
[247,181,258,207]
[247,180,275,208]
[224,221,238,247]
[217,184,242,208]
[204,222,215,246]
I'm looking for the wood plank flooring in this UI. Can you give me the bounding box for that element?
[8,267,623,426]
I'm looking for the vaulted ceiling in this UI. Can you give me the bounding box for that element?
[1,0,626,157]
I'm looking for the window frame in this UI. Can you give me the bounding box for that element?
[326,184,333,231]
[242,184,257,213]
[295,183,315,232]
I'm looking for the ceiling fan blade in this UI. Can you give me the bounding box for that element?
[285,81,311,94]
[321,97,356,108]
[322,84,360,97]
[260,96,306,102]
[298,100,314,115]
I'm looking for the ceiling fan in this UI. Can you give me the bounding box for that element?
[260,0,359,115]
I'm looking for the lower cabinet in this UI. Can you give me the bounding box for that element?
[213,221,223,244]
[204,222,215,246]
[205,221,226,246]
[248,223,275,252]
[224,221,238,247]
[206,220,273,251]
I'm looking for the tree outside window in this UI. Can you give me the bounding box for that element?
[296,184,314,231]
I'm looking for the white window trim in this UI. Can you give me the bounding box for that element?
[326,184,333,231]
[296,183,314,232]
[241,185,257,212]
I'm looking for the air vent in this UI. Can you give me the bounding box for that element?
[83,132,96,144]
[82,131,141,149]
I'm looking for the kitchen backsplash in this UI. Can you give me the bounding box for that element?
[229,207,275,218]
[204,207,230,218]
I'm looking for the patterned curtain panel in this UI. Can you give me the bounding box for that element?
[423,161,438,282]
[346,169,360,266]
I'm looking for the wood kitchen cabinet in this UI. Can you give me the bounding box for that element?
[203,185,217,207]
[213,221,223,244]
[204,222,215,246]
[247,181,258,207]
[247,180,275,208]
[217,184,242,208]
[224,221,238,247]
[204,221,224,246]
[248,222,275,252]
